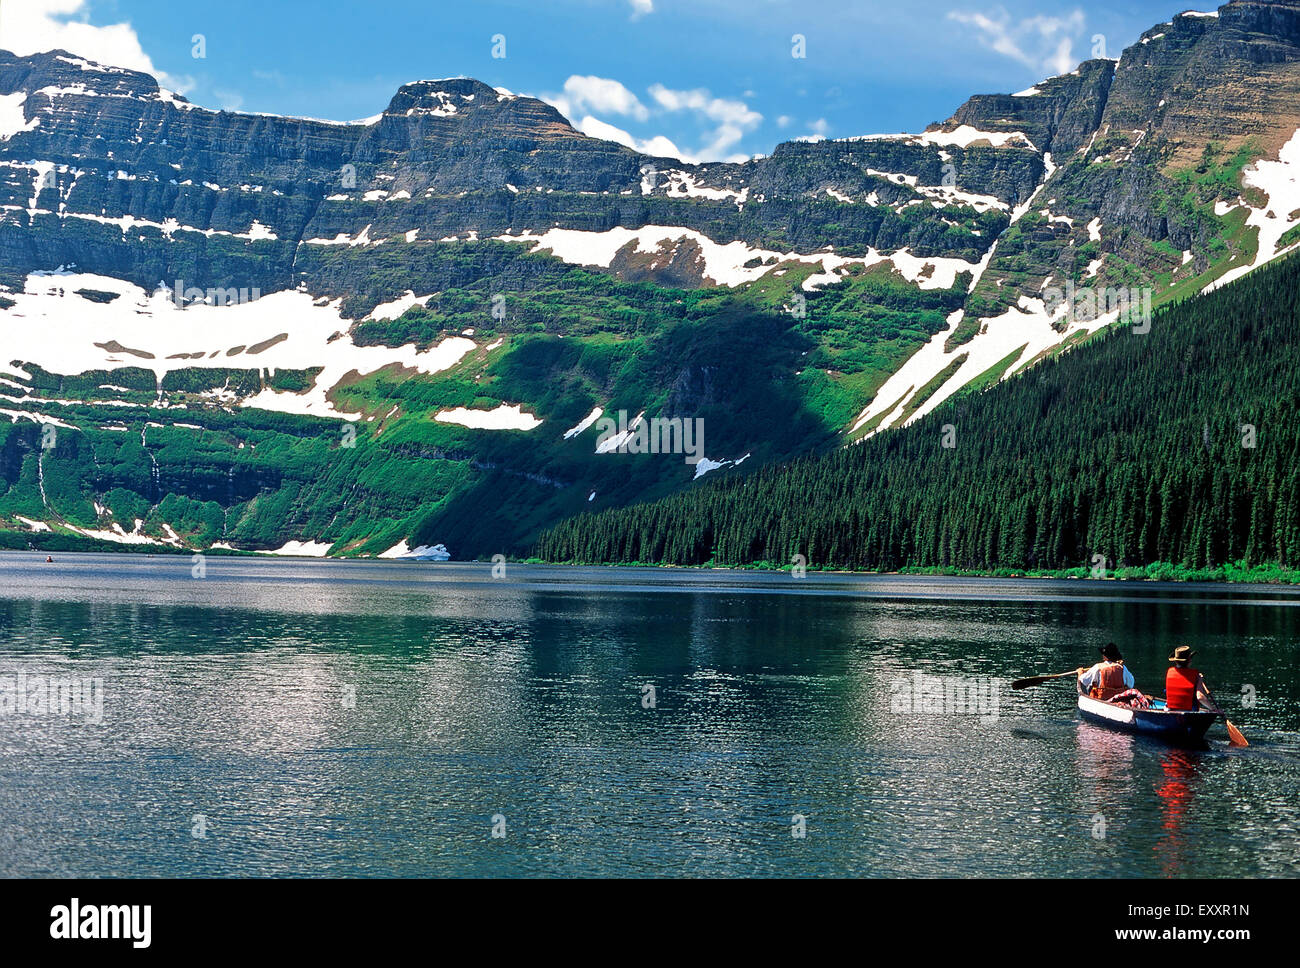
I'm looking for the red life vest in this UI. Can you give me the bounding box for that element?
[1165,667,1198,710]
[1090,661,1129,701]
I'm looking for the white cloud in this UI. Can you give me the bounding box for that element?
[646,83,763,161]
[647,84,762,128]
[576,115,688,160]
[547,75,649,122]
[948,6,1085,77]
[0,0,192,92]
[628,0,655,18]
[547,75,763,163]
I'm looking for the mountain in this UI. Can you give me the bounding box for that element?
[3,1,1300,559]
[535,247,1300,576]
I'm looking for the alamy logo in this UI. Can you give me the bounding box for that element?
[50,899,151,948]
[594,410,704,465]
[167,279,261,307]
[1042,282,1152,332]
[890,671,1002,723]
[0,672,103,724]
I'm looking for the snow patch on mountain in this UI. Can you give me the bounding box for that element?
[848,151,1112,434]
[2,271,476,420]
[1,162,283,239]
[496,226,982,290]
[693,453,750,480]
[366,290,426,321]
[303,224,379,246]
[404,90,463,118]
[663,170,748,205]
[258,540,334,557]
[851,297,1114,435]
[914,183,1010,212]
[378,541,450,560]
[434,403,542,431]
[596,411,645,453]
[563,407,603,439]
[849,126,1037,151]
[52,55,131,75]
[0,93,39,140]
[1204,127,1300,293]
[0,401,72,426]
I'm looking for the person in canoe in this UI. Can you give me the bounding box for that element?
[1077,642,1150,708]
[1164,646,1221,712]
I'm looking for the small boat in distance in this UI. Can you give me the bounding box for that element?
[1076,681,1218,745]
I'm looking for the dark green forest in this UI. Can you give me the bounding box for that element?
[534,251,1300,575]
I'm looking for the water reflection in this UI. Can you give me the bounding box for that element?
[1076,722,1136,788]
[1154,748,1202,878]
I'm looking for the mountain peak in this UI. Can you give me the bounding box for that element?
[938,58,1114,158]
[0,48,173,102]
[377,75,579,139]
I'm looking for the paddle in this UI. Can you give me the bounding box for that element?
[1202,686,1249,747]
[1203,703,1248,746]
[1011,670,1079,690]
[1223,718,1249,747]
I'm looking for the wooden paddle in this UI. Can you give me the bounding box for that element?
[1223,718,1249,747]
[1202,687,1249,747]
[1011,670,1079,690]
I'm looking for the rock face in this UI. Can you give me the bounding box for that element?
[929,1,1300,335]
[0,47,1033,303]
[942,58,1115,158]
[4,3,1299,317]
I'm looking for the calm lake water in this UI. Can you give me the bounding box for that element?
[1,552,1298,878]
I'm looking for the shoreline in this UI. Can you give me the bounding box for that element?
[521,559,1300,585]
[6,538,1300,586]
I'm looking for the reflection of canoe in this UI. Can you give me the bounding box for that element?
[1076,682,1217,745]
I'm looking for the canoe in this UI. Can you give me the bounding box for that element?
[1076,682,1218,744]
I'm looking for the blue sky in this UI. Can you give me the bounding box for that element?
[6,0,1198,161]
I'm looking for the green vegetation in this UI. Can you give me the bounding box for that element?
[3,238,969,556]
[535,250,1300,576]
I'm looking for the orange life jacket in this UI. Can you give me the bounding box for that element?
[1165,667,1198,710]
[1090,661,1129,701]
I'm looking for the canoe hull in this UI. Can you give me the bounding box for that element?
[1076,691,1217,745]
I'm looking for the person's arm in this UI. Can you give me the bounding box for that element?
[1196,674,1222,713]
[1078,664,1100,689]
[1123,666,1135,689]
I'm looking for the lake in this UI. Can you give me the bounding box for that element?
[1,552,1297,877]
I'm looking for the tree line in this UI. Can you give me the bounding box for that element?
[535,251,1300,572]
